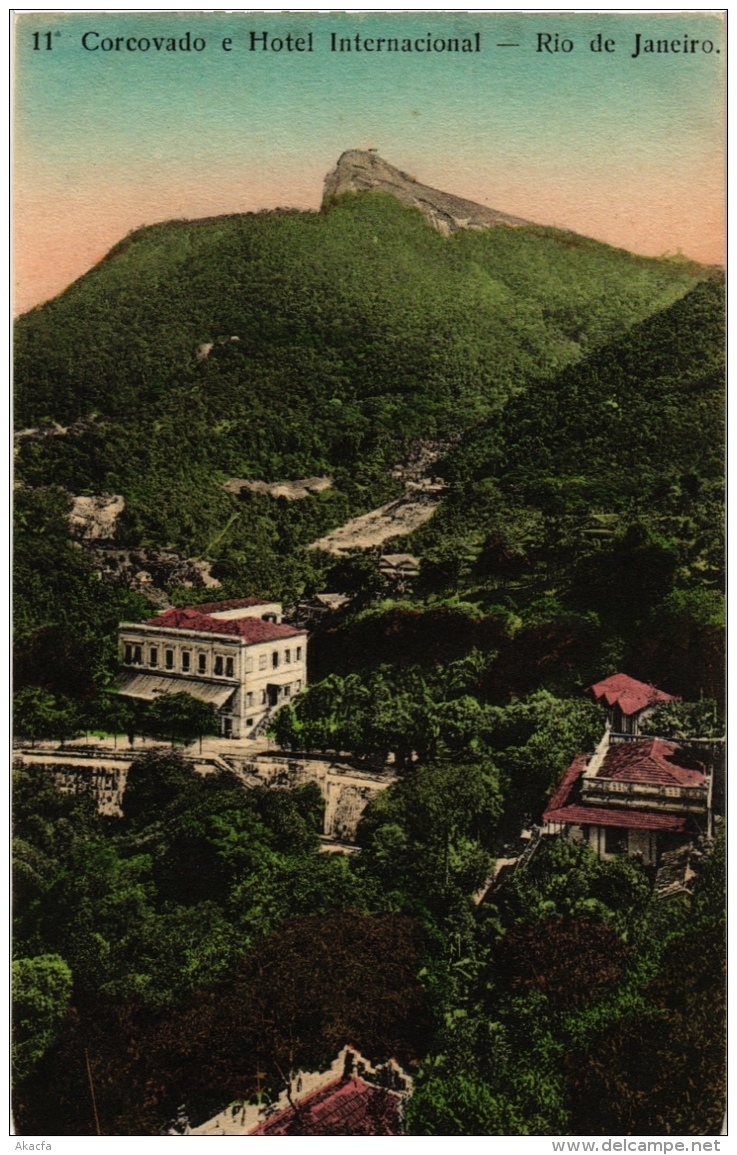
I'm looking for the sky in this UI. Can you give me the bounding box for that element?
[13,11,725,315]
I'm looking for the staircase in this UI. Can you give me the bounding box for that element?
[250,707,275,740]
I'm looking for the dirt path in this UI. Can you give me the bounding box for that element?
[308,439,452,555]
[309,491,440,554]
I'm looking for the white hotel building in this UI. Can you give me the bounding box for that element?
[116,597,307,738]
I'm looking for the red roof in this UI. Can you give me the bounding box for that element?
[249,1076,402,1136]
[598,739,705,787]
[590,673,677,717]
[147,607,304,643]
[545,801,688,833]
[185,597,272,614]
[543,742,704,833]
[545,754,589,813]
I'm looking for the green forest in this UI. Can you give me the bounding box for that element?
[13,191,724,1134]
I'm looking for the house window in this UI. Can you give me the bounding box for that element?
[165,649,174,670]
[284,684,291,698]
[272,651,279,669]
[225,657,234,678]
[604,827,626,855]
[246,692,253,707]
[149,647,158,667]
[665,786,680,797]
[295,679,302,692]
[259,654,267,671]
[245,657,254,673]
[182,651,191,672]
[261,690,267,704]
[133,645,142,665]
[198,654,207,675]
[285,649,291,663]
[296,646,302,661]
[246,718,253,727]
[214,656,224,676]
[125,644,133,664]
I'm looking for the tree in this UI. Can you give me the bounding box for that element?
[155,910,432,1120]
[121,748,197,827]
[96,693,148,747]
[492,917,629,1010]
[13,687,83,747]
[145,693,219,749]
[13,687,58,746]
[325,553,383,599]
[565,929,725,1135]
[12,954,73,1083]
[357,759,502,916]
[487,692,601,829]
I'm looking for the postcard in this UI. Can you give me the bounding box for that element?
[12,10,725,1141]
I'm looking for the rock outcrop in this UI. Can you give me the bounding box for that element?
[323,149,530,236]
[69,493,125,541]
[223,476,333,501]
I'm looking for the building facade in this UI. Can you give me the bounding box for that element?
[589,672,677,738]
[543,674,708,866]
[116,597,307,738]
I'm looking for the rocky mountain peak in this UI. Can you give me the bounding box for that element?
[322,149,530,236]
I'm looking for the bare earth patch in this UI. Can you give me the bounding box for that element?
[309,492,439,554]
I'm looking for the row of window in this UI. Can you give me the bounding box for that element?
[244,682,302,708]
[123,644,303,675]
[264,647,302,669]
[124,644,235,677]
[606,781,683,798]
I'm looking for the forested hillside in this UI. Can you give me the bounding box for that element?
[15,192,707,558]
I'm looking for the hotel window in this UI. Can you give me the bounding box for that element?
[272,651,279,669]
[285,649,291,664]
[182,651,191,672]
[125,644,133,664]
[165,649,174,670]
[226,657,234,678]
[296,646,302,661]
[259,654,267,671]
[198,653,207,675]
[133,645,142,665]
[214,656,224,676]
[149,647,158,667]
[604,827,626,855]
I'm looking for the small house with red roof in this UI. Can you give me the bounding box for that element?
[589,672,678,738]
[183,1047,412,1136]
[543,729,708,865]
[116,598,307,738]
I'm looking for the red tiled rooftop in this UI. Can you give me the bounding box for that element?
[544,802,689,833]
[590,673,677,717]
[543,740,705,831]
[186,596,272,614]
[250,1076,402,1136]
[599,738,705,787]
[147,607,304,642]
[545,754,589,813]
